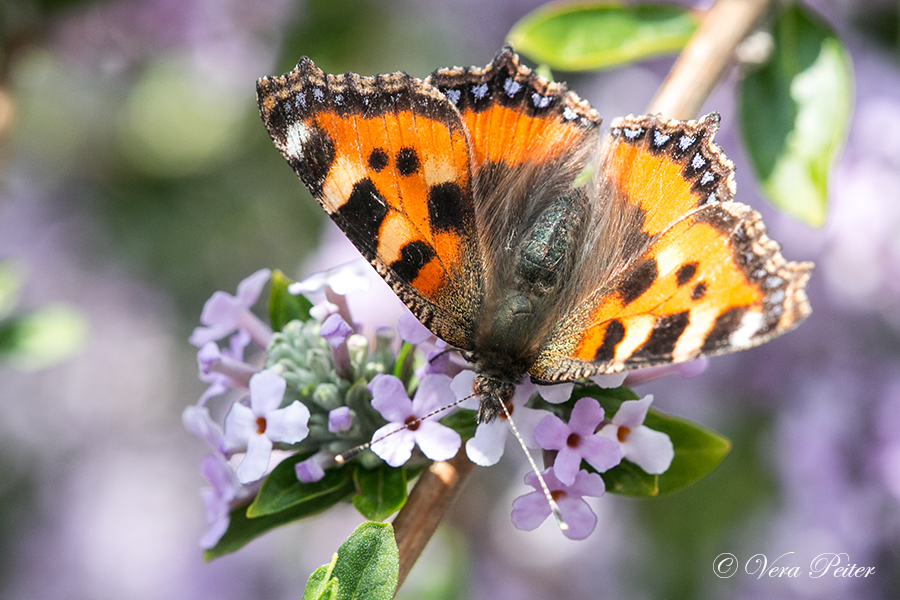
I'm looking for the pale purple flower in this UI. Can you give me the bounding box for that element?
[196,331,258,405]
[598,395,674,475]
[534,397,622,484]
[398,311,466,378]
[452,371,545,467]
[535,372,628,404]
[397,310,432,345]
[183,405,225,455]
[369,373,461,467]
[289,259,372,296]
[309,300,339,322]
[190,268,273,348]
[199,455,243,549]
[421,344,470,378]
[319,313,352,348]
[295,450,334,484]
[223,370,311,483]
[622,358,709,387]
[511,467,605,540]
[320,313,354,380]
[328,406,353,433]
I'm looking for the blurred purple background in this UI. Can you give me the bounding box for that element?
[1,0,898,598]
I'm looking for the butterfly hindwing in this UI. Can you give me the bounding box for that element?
[257,58,485,349]
[530,115,813,381]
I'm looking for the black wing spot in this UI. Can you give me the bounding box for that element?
[628,311,690,362]
[619,258,658,305]
[676,262,698,287]
[337,178,389,242]
[691,282,708,301]
[289,126,335,198]
[396,147,420,176]
[593,319,625,363]
[701,307,746,352]
[427,182,468,233]
[368,148,389,172]
[390,240,436,282]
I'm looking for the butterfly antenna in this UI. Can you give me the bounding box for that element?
[334,392,476,464]
[499,400,569,532]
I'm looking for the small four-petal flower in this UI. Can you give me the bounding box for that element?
[369,373,461,467]
[598,395,674,475]
[511,467,605,540]
[190,268,273,348]
[534,397,622,484]
[452,371,545,467]
[223,370,311,483]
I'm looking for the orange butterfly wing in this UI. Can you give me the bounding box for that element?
[530,114,813,380]
[257,58,484,349]
[426,48,601,171]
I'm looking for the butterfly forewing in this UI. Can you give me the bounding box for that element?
[257,58,485,349]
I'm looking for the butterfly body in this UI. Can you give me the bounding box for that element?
[257,48,813,424]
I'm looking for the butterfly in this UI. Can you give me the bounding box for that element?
[256,47,813,424]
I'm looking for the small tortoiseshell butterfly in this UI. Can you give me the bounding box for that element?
[257,47,813,424]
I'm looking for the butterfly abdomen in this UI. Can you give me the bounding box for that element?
[472,192,590,420]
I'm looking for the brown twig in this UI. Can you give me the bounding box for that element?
[648,0,772,119]
[390,0,775,593]
[392,450,475,590]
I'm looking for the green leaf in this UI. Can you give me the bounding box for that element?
[392,341,415,382]
[268,269,313,331]
[303,556,341,600]
[508,3,699,71]
[0,260,23,320]
[205,472,355,560]
[645,409,731,495]
[352,465,408,521]
[323,522,398,600]
[248,452,355,517]
[0,305,88,370]
[439,408,479,442]
[601,459,659,496]
[739,3,852,227]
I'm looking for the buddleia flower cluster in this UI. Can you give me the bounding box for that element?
[184,263,730,555]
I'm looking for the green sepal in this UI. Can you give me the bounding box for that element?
[268,269,314,331]
[352,465,408,521]
[508,2,699,71]
[739,2,852,227]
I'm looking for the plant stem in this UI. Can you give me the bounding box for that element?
[391,0,775,593]
[392,450,475,590]
[648,0,772,119]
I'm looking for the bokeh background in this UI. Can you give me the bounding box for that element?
[2,0,899,598]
